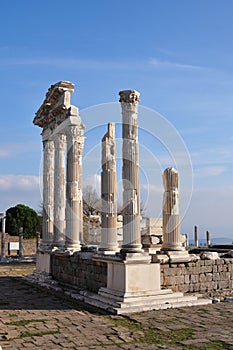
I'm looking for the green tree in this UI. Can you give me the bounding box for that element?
[6,204,42,239]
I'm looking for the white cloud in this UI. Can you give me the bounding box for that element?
[149,57,203,71]
[0,57,146,71]
[194,166,226,178]
[190,147,233,167]
[0,55,204,73]
[0,175,41,212]
[0,142,38,159]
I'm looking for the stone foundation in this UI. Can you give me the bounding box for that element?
[161,258,233,297]
[51,253,107,293]
[50,254,233,298]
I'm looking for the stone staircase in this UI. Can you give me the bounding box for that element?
[79,288,212,314]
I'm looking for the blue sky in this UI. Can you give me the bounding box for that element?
[0,0,233,241]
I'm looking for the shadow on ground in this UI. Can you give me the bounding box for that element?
[0,276,106,314]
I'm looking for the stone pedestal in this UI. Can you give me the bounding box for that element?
[35,251,51,275]
[99,254,160,298]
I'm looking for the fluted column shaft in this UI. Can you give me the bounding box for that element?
[99,123,118,253]
[53,133,66,247]
[65,124,84,250]
[120,90,142,253]
[162,168,182,251]
[42,139,54,248]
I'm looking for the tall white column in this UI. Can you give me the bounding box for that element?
[99,123,118,254]
[119,90,142,253]
[42,139,54,248]
[53,133,66,248]
[65,124,84,251]
[162,167,182,251]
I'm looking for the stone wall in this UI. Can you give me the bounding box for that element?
[51,255,233,298]
[161,259,233,297]
[51,253,107,293]
[0,235,37,256]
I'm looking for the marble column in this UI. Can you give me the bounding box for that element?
[194,225,198,247]
[99,123,118,254]
[119,90,142,253]
[53,133,66,248]
[206,230,210,246]
[42,139,54,248]
[162,167,183,251]
[65,124,84,251]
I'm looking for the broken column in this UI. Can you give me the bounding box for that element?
[162,168,182,250]
[206,230,210,246]
[161,167,190,262]
[99,123,118,254]
[119,90,142,253]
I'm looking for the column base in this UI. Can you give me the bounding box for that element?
[98,246,119,255]
[65,242,81,252]
[120,244,144,255]
[161,244,184,251]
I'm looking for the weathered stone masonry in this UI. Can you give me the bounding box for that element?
[160,259,233,296]
[51,254,107,293]
[50,256,233,297]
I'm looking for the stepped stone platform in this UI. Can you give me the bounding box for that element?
[25,273,212,315]
[80,289,212,314]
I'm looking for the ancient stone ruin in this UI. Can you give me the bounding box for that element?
[31,81,221,314]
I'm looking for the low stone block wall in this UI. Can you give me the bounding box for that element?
[161,259,233,297]
[51,253,107,293]
[50,254,233,297]
[0,234,37,256]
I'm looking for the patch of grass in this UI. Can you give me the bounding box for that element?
[184,340,233,350]
[140,327,194,345]
[106,315,195,346]
[20,329,60,338]
[6,319,47,326]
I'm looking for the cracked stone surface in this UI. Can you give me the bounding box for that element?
[0,276,232,349]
